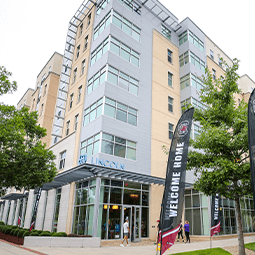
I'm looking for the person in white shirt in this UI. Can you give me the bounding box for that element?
[120,217,130,247]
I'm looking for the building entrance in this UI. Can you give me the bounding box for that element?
[123,206,141,242]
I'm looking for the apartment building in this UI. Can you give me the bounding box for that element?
[1,0,254,241]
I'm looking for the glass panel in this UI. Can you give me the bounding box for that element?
[78,206,86,235]
[102,133,114,141]
[121,48,130,62]
[123,189,140,205]
[129,83,138,95]
[72,207,79,234]
[99,204,108,239]
[99,186,109,203]
[88,187,96,203]
[116,109,127,122]
[193,209,201,235]
[112,16,122,29]
[128,113,137,126]
[81,188,88,204]
[131,55,139,67]
[122,23,132,35]
[111,180,123,187]
[119,77,129,90]
[104,104,116,118]
[110,188,122,204]
[107,72,118,85]
[93,140,100,154]
[193,195,200,207]
[142,191,149,206]
[141,207,149,237]
[185,196,191,208]
[126,147,136,160]
[135,207,140,238]
[110,42,120,55]
[114,143,126,158]
[185,209,192,234]
[101,140,114,155]
[108,205,122,239]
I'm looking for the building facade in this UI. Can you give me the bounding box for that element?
[1,0,255,241]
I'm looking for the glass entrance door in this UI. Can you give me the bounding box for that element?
[123,206,141,242]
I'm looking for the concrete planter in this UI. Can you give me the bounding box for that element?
[24,236,101,247]
[0,232,24,245]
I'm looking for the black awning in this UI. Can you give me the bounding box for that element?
[37,163,166,191]
[1,192,28,200]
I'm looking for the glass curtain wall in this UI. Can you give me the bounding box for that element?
[72,179,96,236]
[52,188,62,232]
[98,178,149,239]
[184,189,255,235]
[11,200,17,225]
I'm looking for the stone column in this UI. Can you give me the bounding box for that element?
[93,177,101,237]
[24,190,35,229]
[1,200,9,224]
[57,184,70,233]
[43,189,56,231]
[7,200,15,225]
[13,199,20,226]
[65,182,75,234]
[35,190,47,230]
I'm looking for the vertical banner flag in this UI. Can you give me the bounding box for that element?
[159,108,194,255]
[248,89,255,210]
[210,194,221,237]
[29,188,42,232]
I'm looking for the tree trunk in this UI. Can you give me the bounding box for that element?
[235,197,246,255]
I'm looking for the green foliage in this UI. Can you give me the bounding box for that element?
[0,66,17,96]
[0,105,57,195]
[29,231,39,236]
[245,242,255,251]
[172,247,231,254]
[13,228,20,237]
[0,221,5,225]
[18,229,27,238]
[39,231,52,236]
[10,226,19,236]
[51,232,67,237]
[187,59,251,200]
[23,230,30,238]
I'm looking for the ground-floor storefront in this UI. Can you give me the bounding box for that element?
[0,164,254,240]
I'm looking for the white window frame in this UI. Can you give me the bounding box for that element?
[59,151,66,169]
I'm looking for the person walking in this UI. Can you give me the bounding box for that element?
[184,220,190,244]
[120,217,130,247]
[177,220,184,242]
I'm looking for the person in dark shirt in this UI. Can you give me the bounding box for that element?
[177,220,184,242]
[184,220,190,244]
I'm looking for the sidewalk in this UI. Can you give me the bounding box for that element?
[1,235,255,255]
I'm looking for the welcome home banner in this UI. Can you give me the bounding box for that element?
[159,108,194,254]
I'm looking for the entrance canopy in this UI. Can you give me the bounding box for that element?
[1,192,28,200]
[39,163,166,191]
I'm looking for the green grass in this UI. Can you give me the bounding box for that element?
[245,242,255,251]
[171,248,231,254]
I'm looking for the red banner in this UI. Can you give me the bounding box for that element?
[211,222,220,237]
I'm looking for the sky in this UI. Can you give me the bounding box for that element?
[0,0,254,106]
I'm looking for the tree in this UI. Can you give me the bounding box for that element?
[0,66,17,96]
[0,67,57,196]
[187,59,251,255]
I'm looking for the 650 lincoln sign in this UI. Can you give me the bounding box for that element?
[78,154,125,170]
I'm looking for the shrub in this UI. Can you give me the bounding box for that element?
[30,231,39,236]
[23,231,30,238]
[39,231,52,236]
[0,221,5,225]
[10,227,19,236]
[13,228,21,237]
[51,232,67,237]
[18,229,26,238]
[4,226,13,235]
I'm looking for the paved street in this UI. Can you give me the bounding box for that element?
[0,235,255,255]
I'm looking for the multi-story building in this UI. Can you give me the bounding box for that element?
[1,0,255,241]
